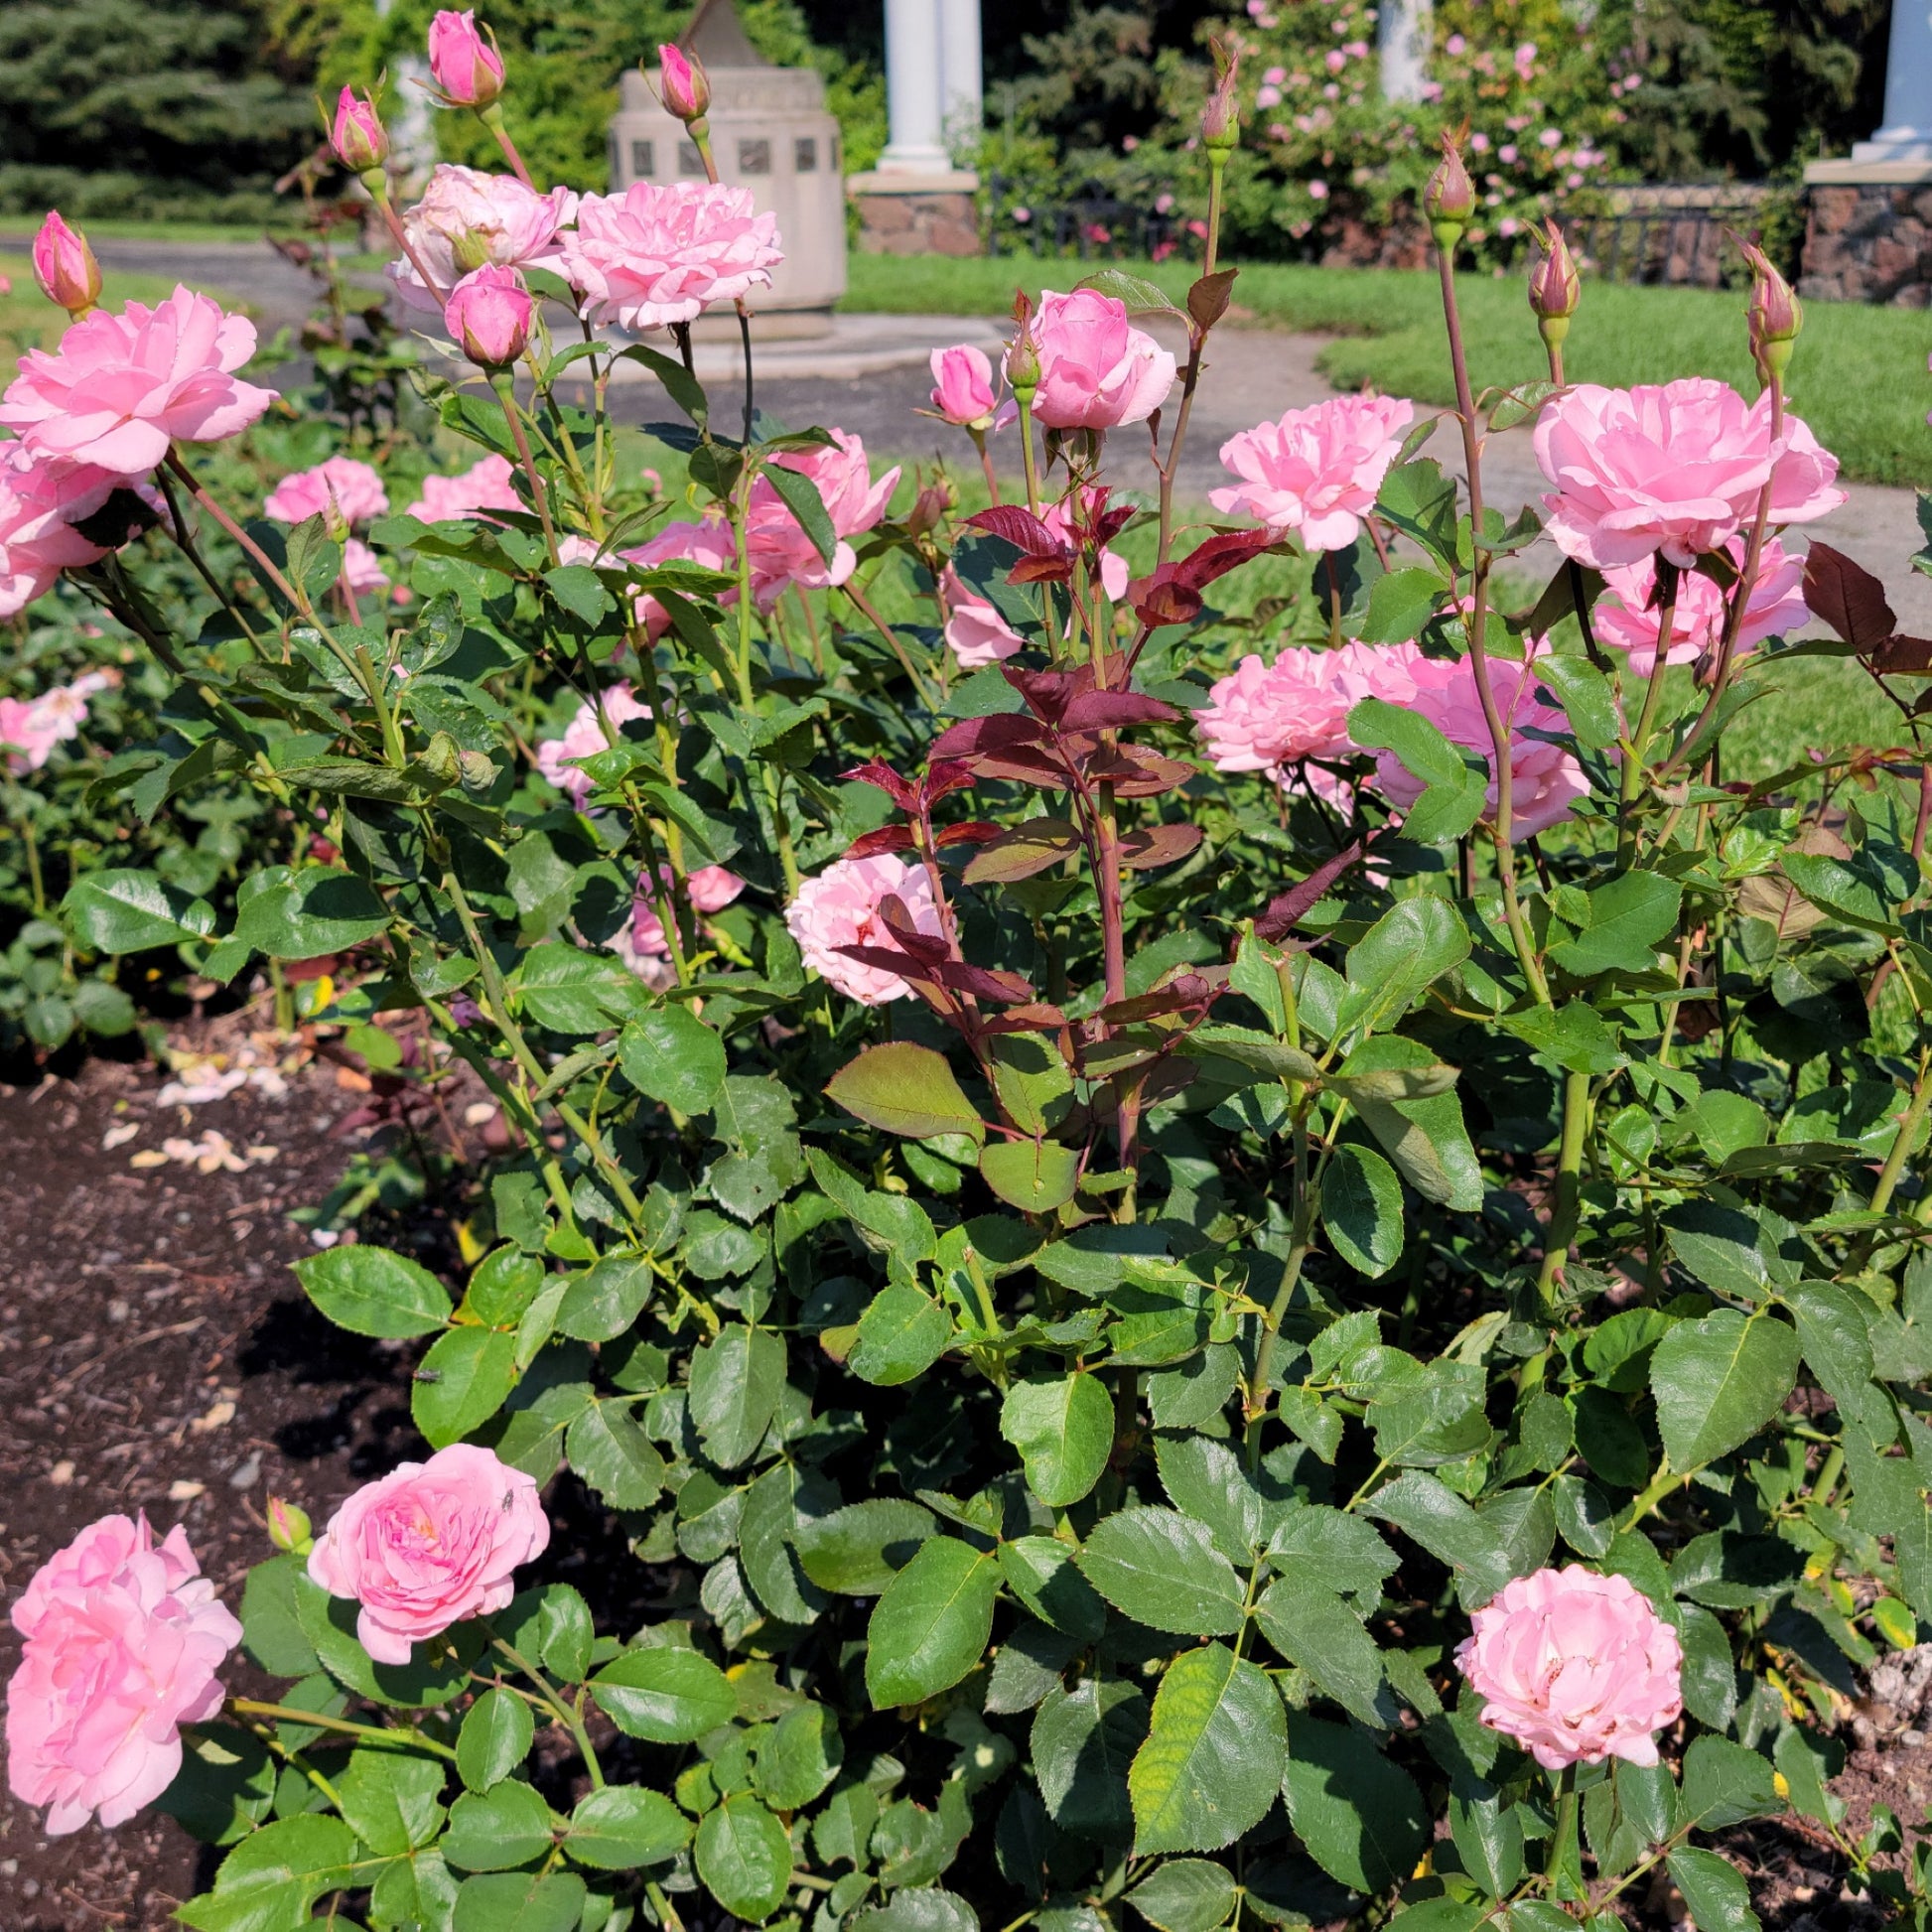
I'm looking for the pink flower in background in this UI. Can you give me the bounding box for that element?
[307,1445,548,1666]
[1197,640,1423,773]
[928,345,999,427]
[446,263,532,366]
[562,181,781,331]
[403,454,523,524]
[1211,392,1414,553]
[388,167,577,313]
[426,9,506,108]
[745,429,899,599]
[626,863,747,974]
[1374,647,1587,838]
[942,564,1025,667]
[1,669,117,771]
[1026,289,1176,432]
[1535,378,1845,570]
[1594,535,1808,675]
[6,1513,240,1834]
[32,211,101,318]
[621,513,739,637]
[785,854,944,1005]
[264,456,390,528]
[535,684,653,802]
[342,538,391,601]
[0,452,118,619]
[0,287,274,477]
[1042,488,1131,600]
[1456,1566,1683,1770]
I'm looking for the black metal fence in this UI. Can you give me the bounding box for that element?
[982,174,1196,262]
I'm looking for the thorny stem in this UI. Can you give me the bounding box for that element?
[490,372,559,565]
[1617,570,1682,861]
[1533,1067,1590,1310]
[846,580,938,710]
[154,468,263,648]
[492,1635,605,1788]
[729,474,801,897]
[364,176,451,304]
[1156,159,1226,562]
[165,453,307,616]
[972,427,1002,504]
[1017,398,1043,517]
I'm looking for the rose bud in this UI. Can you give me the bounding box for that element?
[1527,218,1581,346]
[1424,123,1475,249]
[656,43,711,126]
[1201,39,1241,161]
[1739,236,1802,381]
[1004,293,1041,407]
[31,211,101,319]
[427,9,506,110]
[906,478,957,536]
[331,86,389,174]
[266,1496,314,1555]
[446,263,532,367]
[928,344,998,429]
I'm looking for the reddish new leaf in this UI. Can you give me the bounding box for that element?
[925,759,977,802]
[1010,552,1076,586]
[1875,635,1932,674]
[1095,972,1221,1026]
[1172,528,1277,593]
[843,824,915,860]
[1255,839,1366,941]
[962,817,1083,885]
[933,820,1005,848]
[930,713,1047,762]
[926,959,1037,1004]
[877,896,952,965]
[1127,567,1204,628]
[1058,689,1181,733]
[1118,821,1204,871]
[1804,541,1897,651]
[1002,664,1079,723]
[1083,744,1197,796]
[964,504,1067,557]
[841,760,920,811]
[1187,266,1239,333]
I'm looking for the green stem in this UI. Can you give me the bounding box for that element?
[1156,159,1226,564]
[491,371,560,566]
[226,1699,459,1763]
[1616,577,1682,864]
[492,1637,605,1788]
[1870,1044,1932,1215]
[1533,1067,1590,1310]
[1017,398,1042,517]
[1547,1765,1583,1898]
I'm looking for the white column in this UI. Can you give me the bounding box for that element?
[1378,0,1433,105]
[1855,1,1932,161]
[880,0,949,174]
[938,0,983,149]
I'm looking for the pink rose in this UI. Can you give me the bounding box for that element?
[0,286,275,477]
[1211,392,1414,554]
[626,863,747,970]
[306,1444,549,1666]
[1456,1565,1683,1771]
[929,344,999,428]
[264,456,389,528]
[535,684,653,802]
[942,565,1025,668]
[1,670,115,772]
[621,513,739,637]
[745,429,899,600]
[1373,646,1587,839]
[427,9,506,108]
[332,86,388,173]
[561,181,782,332]
[0,450,118,619]
[446,263,532,367]
[388,166,578,314]
[6,1512,240,1834]
[1534,378,1846,571]
[32,211,101,318]
[657,44,711,123]
[342,537,391,601]
[1027,289,1176,432]
[1594,535,1807,675]
[403,454,523,524]
[785,854,944,1006]
[1198,640,1423,773]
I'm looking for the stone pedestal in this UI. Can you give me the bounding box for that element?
[1800,160,1932,307]
[846,171,982,256]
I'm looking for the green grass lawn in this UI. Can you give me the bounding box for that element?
[0,218,298,245]
[842,253,1932,491]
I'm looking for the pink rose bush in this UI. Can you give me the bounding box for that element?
[621,863,748,984]
[306,1444,549,1665]
[535,684,653,802]
[745,430,899,599]
[1456,1566,1684,1770]
[7,1513,240,1834]
[561,182,782,332]
[1197,640,1423,774]
[1027,289,1176,432]
[785,855,945,1005]
[1211,393,1415,552]
[388,165,576,313]
[1594,535,1809,675]
[621,513,740,636]
[403,454,523,524]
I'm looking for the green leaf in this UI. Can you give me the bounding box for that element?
[1679,1734,1784,1830]
[1548,871,1683,977]
[980,1137,1081,1212]
[1346,697,1487,845]
[1780,847,1908,935]
[687,1323,786,1467]
[1254,1575,1393,1729]
[591,1644,738,1740]
[807,1146,938,1264]
[621,1007,728,1114]
[565,1786,692,1869]
[464,1247,545,1327]
[1338,1037,1483,1211]
[853,1890,980,1932]
[566,1398,666,1509]
[413,1325,519,1447]
[754,1701,844,1809]
[158,1726,275,1847]
[1364,1471,1517,1602]
[761,458,838,566]
[1360,567,1449,644]
[293,1572,483,1708]
[849,1281,953,1385]
[334,1748,448,1857]
[238,1556,321,1679]
[1266,1506,1401,1599]
[1650,1311,1801,1470]
[294,1243,452,1339]
[1374,460,1459,568]
[232,867,392,960]
[1074,266,1185,315]
[1666,1849,1761,1932]
[451,1870,588,1932]
[796,1497,936,1593]
[826,1040,988,1142]
[1157,1435,1274,1560]
[865,1535,1000,1707]
[1448,1783,1523,1897]
[997,1536,1109,1642]
[1129,1859,1239,1932]
[1034,1676,1148,1841]
[177,1816,358,1932]
[64,868,214,954]
[1076,1507,1245,1635]
[1530,653,1618,750]
[697,1792,794,1922]
[553,1252,654,1343]
[444,1778,555,1870]
[459,1687,536,1793]
[544,562,615,624]
[1131,1643,1287,1854]
[1279,1715,1427,1894]
[1001,1371,1115,1506]
[1337,897,1469,1034]
[1319,1144,1405,1278]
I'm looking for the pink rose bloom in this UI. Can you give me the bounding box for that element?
[403,454,523,524]
[306,1444,549,1666]
[1535,378,1846,571]
[621,513,740,637]
[427,9,505,108]
[535,684,653,802]
[561,181,782,332]
[785,854,944,1006]
[1594,534,1808,675]
[1374,646,1587,839]
[1211,393,1414,554]
[0,286,274,477]
[264,456,389,528]
[1456,1565,1683,1771]
[626,863,747,973]
[0,450,118,618]
[929,344,999,427]
[1198,640,1423,773]
[1,670,115,773]
[445,263,533,366]
[1028,289,1176,432]
[6,1512,240,1834]
[342,538,390,601]
[389,166,578,314]
[745,429,899,600]
[942,565,1025,668]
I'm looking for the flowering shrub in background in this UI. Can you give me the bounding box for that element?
[7,21,1932,1932]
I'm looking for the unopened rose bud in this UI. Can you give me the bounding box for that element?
[1004,293,1040,406]
[331,86,389,174]
[427,9,506,109]
[1201,39,1241,161]
[1739,236,1802,381]
[656,44,711,126]
[31,210,101,319]
[1424,124,1475,250]
[266,1496,313,1555]
[907,479,956,535]
[446,262,531,367]
[1527,218,1581,347]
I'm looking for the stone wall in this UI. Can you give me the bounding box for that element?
[847,182,981,257]
[1800,179,1932,307]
